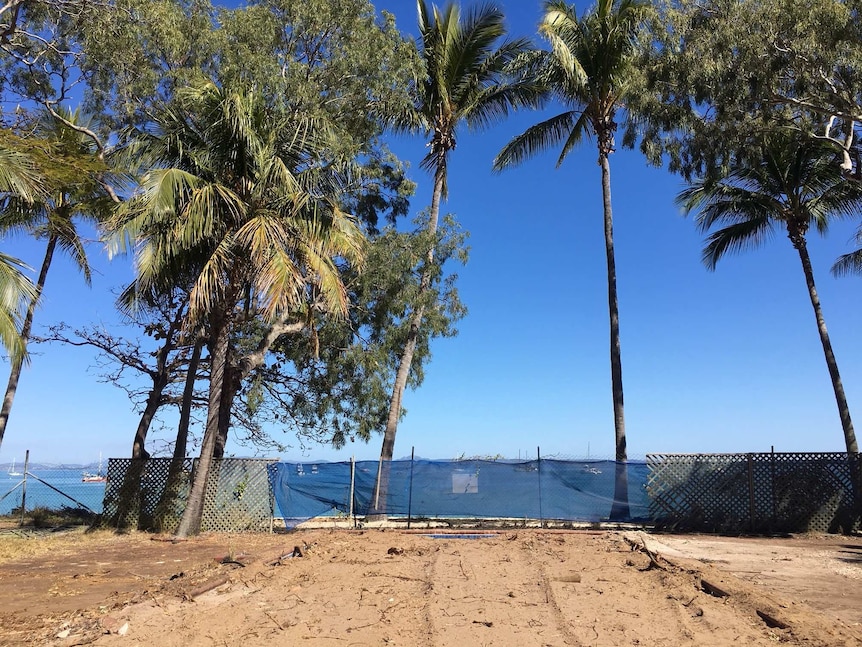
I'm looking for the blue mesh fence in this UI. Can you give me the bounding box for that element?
[268,459,651,525]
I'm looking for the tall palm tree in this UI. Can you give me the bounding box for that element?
[110,82,364,536]
[494,0,649,520]
[0,111,114,450]
[678,132,860,455]
[372,0,536,511]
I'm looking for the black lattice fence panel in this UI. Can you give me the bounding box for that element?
[647,453,861,533]
[103,458,275,533]
[200,459,275,532]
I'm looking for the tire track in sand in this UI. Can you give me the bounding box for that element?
[425,535,583,646]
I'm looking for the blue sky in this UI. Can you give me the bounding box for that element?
[2,0,861,466]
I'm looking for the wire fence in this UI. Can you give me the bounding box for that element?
[269,458,651,527]
[647,452,862,533]
[101,457,276,533]
[4,451,860,534]
[0,454,104,527]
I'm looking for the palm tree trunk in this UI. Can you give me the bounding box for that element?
[175,307,232,538]
[0,234,57,449]
[214,362,237,459]
[598,147,630,521]
[794,238,857,453]
[372,157,447,513]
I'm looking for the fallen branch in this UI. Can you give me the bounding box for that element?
[188,575,230,600]
[700,578,730,598]
[622,533,667,571]
[757,609,790,630]
[264,610,285,631]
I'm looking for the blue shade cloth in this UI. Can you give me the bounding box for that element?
[268,459,651,525]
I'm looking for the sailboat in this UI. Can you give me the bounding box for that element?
[7,459,21,477]
[82,453,107,483]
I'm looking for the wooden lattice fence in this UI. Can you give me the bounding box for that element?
[646,453,861,533]
[102,457,276,533]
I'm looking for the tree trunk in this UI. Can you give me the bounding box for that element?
[131,316,182,459]
[175,336,204,459]
[372,156,447,514]
[793,237,857,453]
[131,379,165,460]
[213,318,304,459]
[598,145,630,522]
[175,307,232,537]
[0,234,56,449]
[214,362,237,459]
[152,337,204,533]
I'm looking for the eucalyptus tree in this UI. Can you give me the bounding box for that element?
[371,0,536,510]
[109,82,364,537]
[494,0,650,520]
[643,0,862,181]
[0,110,115,450]
[678,132,861,455]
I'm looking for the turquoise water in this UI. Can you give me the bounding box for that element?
[0,469,106,514]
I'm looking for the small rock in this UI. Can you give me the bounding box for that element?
[56,629,71,639]
[101,615,127,634]
[387,547,404,555]
[117,622,129,636]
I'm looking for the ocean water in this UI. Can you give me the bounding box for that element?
[0,468,106,515]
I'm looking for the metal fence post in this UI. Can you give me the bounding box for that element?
[537,447,543,528]
[770,446,776,529]
[19,449,29,527]
[349,456,355,527]
[747,453,755,532]
[407,447,415,529]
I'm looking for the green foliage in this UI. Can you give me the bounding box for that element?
[109,81,364,325]
[407,1,538,186]
[0,1,95,111]
[237,213,469,449]
[643,0,862,179]
[677,132,862,267]
[495,0,652,171]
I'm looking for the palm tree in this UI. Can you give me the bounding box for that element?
[678,132,860,455]
[0,111,114,450]
[371,0,536,512]
[0,139,43,364]
[493,0,649,520]
[109,82,364,536]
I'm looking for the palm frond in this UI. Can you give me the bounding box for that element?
[701,217,775,270]
[831,249,862,277]
[493,111,579,170]
[0,252,37,362]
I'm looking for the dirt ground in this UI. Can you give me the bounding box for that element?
[0,526,860,646]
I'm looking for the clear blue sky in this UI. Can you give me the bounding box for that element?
[2,0,861,466]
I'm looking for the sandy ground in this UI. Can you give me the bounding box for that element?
[0,527,860,646]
